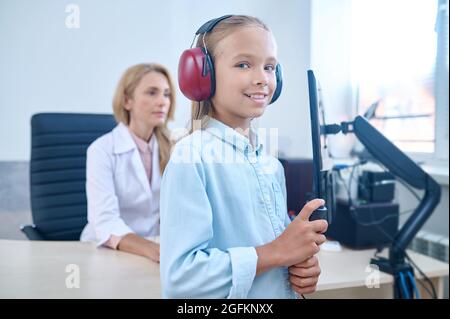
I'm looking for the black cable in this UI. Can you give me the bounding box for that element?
[370,159,422,201]
[343,161,419,228]
[368,163,437,298]
[337,166,414,226]
[395,177,422,202]
[404,251,438,298]
[351,207,415,227]
[339,160,437,298]
[373,225,437,299]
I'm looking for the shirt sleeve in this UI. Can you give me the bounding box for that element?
[86,142,133,247]
[104,235,124,250]
[160,142,257,298]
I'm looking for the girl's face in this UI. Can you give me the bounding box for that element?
[212,26,277,129]
[125,71,171,131]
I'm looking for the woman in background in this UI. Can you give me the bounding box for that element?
[80,63,176,262]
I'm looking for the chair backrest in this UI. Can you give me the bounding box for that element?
[29,113,116,240]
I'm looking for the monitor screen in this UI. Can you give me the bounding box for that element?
[307,70,334,223]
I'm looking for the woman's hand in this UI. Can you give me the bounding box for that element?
[145,240,160,263]
[117,233,160,263]
[289,255,321,295]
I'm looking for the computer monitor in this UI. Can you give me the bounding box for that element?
[307,70,334,223]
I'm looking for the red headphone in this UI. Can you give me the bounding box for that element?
[178,15,283,103]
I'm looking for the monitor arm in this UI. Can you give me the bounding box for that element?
[325,116,441,298]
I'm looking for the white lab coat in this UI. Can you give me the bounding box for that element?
[80,122,161,246]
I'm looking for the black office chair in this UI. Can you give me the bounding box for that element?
[21,113,116,240]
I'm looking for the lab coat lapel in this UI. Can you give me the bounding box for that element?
[113,123,151,196]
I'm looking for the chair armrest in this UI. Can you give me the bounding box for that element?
[20,224,45,240]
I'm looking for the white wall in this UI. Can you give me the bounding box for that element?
[0,0,312,161]
[311,0,356,158]
[397,182,449,237]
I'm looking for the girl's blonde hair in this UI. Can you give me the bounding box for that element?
[190,15,269,133]
[112,63,176,174]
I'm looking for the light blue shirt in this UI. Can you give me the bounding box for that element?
[160,118,297,299]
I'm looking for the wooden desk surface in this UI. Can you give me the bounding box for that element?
[0,239,448,298]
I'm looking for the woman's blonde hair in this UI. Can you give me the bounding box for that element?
[112,63,176,174]
[190,15,269,133]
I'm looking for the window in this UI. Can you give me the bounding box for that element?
[434,0,449,160]
[351,0,448,159]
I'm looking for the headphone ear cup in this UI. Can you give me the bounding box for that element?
[204,52,216,97]
[178,47,214,101]
[269,63,283,104]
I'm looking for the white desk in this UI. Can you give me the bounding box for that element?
[0,239,160,298]
[0,239,448,298]
[310,245,448,298]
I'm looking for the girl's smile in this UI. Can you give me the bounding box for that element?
[211,26,278,130]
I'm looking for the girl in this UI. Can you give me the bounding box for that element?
[80,63,176,262]
[160,15,327,298]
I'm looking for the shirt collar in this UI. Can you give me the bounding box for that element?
[204,117,263,155]
[128,127,155,154]
[113,123,135,154]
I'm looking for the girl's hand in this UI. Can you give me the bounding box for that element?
[271,199,328,267]
[289,255,321,295]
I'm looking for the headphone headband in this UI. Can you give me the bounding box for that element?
[195,15,232,35]
[178,15,283,103]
